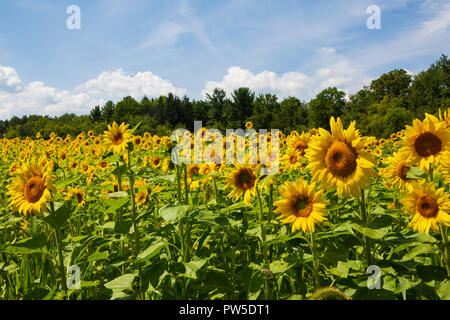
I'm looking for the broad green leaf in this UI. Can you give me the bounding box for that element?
[400,244,436,261]
[159,204,190,223]
[2,233,47,254]
[174,259,207,279]
[100,191,128,198]
[44,199,76,229]
[351,221,390,240]
[436,279,450,300]
[87,251,109,262]
[137,239,166,262]
[406,167,427,179]
[104,273,136,291]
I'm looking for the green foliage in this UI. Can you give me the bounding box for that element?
[1,55,449,139]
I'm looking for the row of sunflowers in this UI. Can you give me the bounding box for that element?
[0,110,449,300]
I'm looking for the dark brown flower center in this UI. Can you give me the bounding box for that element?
[113,132,124,145]
[414,132,442,157]
[325,141,358,178]
[24,176,45,203]
[294,140,308,155]
[294,195,313,217]
[235,168,256,190]
[396,161,410,180]
[416,195,439,218]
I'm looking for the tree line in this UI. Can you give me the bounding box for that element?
[1,55,449,139]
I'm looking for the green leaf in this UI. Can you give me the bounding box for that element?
[406,167,427,179]
[137,239,166,262]
[44,199,76,229]
[100,191,128,198]
[87,251,109,263]
[104,197,130,213]
[159,204,190,224]
[112,165,128,177]
[104,273,136,291]
[400,244,436,261]
[436,279,450,300]
[149,174,176,182]
[174,259,207,279]
[416,265,447,282]
[129,121,142,135]
[2,233,47,254]
[350,221,390,240]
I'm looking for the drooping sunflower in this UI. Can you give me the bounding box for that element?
[6,160,54,216]
[305,117,377,198]
[399,114,450,170]
[225,165,257,205]
[103,122,131,154]
[400,182,450,234]
[379,152,418,191]
[273,178,328,233]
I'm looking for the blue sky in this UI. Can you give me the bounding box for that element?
[0,0,449,119]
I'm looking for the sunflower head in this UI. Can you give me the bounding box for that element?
[400,114,450,170]
[225,165,257,205]
[103,122,132,154]
[305,117,377,198]
[6,160,54,216]
[400,181,450,234]
[273,178,328,233]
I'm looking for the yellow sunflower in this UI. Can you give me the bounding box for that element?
[273,178,328,233]
[6,160,54,216]
[135,189,149,207]
[400,182,450,234]
[400,114,450,170]
[225,165,257,205]
[379,152,418,191]
[286,131,310,155]
[437,151,450,184]
[103,122,131,154]
[438,108,450,128]
[305,117,377,198]
[245,121,253,129]
[65,187,86,208]
[281,148,303,171]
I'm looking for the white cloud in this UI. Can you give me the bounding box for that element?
[202,47,373,101]
[0,67,186,120]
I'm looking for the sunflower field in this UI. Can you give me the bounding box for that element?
[0,110,450,301]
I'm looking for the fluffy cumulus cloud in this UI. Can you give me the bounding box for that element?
[0,67,186,120]
[202,47,372,101]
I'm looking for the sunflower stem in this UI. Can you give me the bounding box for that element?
[54,227,68,294]
[439,225,450,277]
[256,186,270,299]
[359,189,373,266]
[126,147,144,299]
[184,165,189,204]
[176,165,182,202]
[309,230,320,289]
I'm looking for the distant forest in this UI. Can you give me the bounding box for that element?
[1,55,449,139]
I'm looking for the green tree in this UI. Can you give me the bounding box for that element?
[309,87,346,130]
